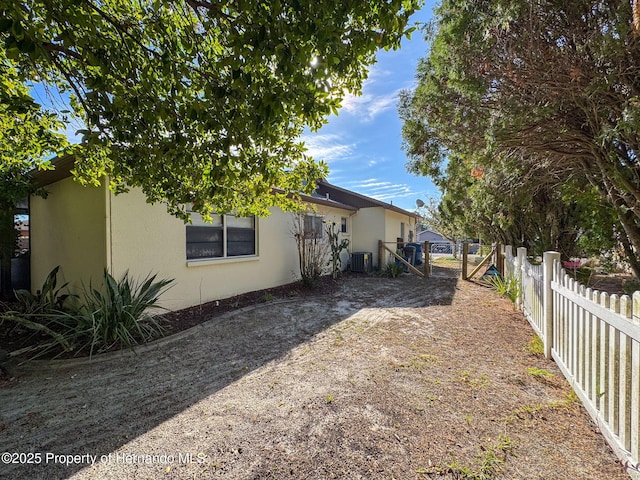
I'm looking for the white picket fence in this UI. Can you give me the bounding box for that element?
[503,246,640,478]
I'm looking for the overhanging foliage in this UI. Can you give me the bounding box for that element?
[1,0,421,219]
[400,0,640,271]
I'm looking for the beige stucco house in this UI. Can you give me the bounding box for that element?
[29,161,418,311]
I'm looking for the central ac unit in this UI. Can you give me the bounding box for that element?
[351,252,372,273]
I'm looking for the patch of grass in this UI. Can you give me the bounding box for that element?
[419,435,515,479]
[263,293,276,302]
[525,335,544,356]
[458,370,491,389]
[325,394,334,404]
[332,331,344,346]
[424,393,438,404]
[431,256,459,266]
[527,367,554,379]
[565,389,579,404]
[508,403,549,422]
[394,354,437,372]
[507,391,578,423]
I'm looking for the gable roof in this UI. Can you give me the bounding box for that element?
[314,179,418,219]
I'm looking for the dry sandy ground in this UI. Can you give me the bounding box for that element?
[0,268,631,479]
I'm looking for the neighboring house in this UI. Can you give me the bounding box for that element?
[29,161,418,311]
[15,217,29,253]
[417,229,454,253]
[417,229,451,243]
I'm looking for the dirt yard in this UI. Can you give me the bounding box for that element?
[0,266,631,479]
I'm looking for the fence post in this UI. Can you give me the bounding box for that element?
[632,292,640,464]
[543,251,561,359]
[516,247,527,310]
[493,243,504,277]
[423,241,430,278]
[461,242,468,280]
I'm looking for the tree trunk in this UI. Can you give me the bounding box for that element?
[619,226,640,279]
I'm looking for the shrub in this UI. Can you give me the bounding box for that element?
[488,274,521,304]
[1,268,173,358]
[69,270,173,356]
[13,266,74,314]
[383,261,405,278]
[623,279,640,296]
[1,266,75,355]
[292,213,329,288]
[326,222,349,279]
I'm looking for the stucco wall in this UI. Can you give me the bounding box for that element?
[30,178,107,292]
[384,210,416,244]
[382,210,417,267]
[350,207,386,268]
[107,189,353,311]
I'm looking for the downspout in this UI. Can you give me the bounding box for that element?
[105,179,113,274]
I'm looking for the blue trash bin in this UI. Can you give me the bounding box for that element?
[406,243,423,265]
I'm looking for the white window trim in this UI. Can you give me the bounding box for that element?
[187,255,260,267]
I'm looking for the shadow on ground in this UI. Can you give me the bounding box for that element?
[0,272,458,479]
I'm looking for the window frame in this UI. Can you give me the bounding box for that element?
[186,212,257,261]
[303,214,324,239]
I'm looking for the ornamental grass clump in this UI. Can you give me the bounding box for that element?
[1,268,173,359]
[72,270,173,356]
[487,274,521,305]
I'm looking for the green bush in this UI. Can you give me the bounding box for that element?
[69,270,173,356]
[566,266,593,286]
[487,274,521,304]
[623,279,640,296]
[383,261,405,278]
[1,268,173,358]
[13,266,74,314]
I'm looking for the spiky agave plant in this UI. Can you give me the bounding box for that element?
[72,270,174,356]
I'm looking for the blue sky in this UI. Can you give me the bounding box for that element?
[301,2,437,213]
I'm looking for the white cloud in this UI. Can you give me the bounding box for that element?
[365,65,393,84]
[300,134,356,163]
[340,89,401,122]
[343,178,419,203]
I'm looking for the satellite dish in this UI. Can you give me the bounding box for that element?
[416,199,425,208]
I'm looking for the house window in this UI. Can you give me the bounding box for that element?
[186,214,256,260]
[400,222,406,241]
[341,217,347,233]
[304,215,324,239]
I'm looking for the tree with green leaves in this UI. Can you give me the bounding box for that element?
[415,197,464,245]
[1,0,420,221]
[0,48,68,295]
[400,0,640,273]
[430,153,617,259]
